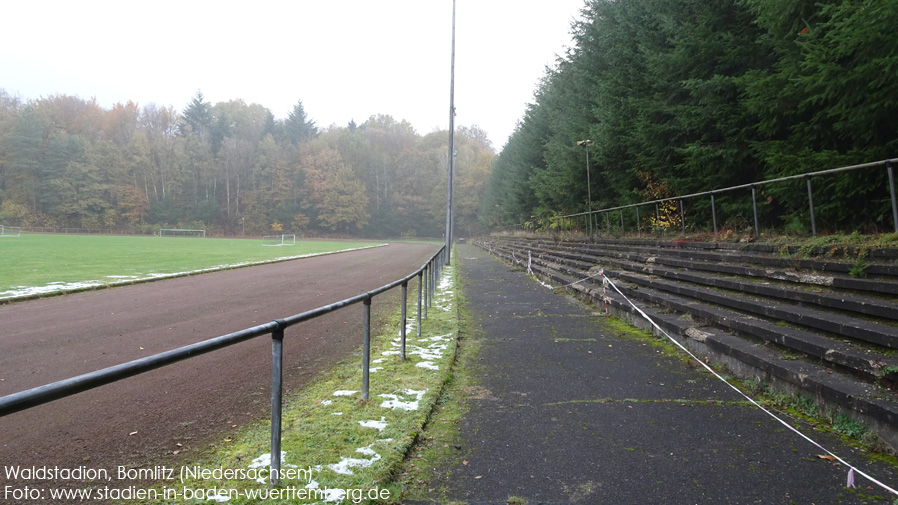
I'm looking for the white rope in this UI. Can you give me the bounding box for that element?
[555,270,605,289]
[597,269,898,496]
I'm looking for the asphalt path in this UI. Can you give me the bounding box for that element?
[417,244,898,504]
[0,242,437,497]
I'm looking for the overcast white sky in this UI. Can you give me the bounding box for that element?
[1,0,584,150]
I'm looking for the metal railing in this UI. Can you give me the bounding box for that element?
[0,245,448,485]
[527,158,898,238]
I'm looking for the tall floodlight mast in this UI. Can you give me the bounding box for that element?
[445,0,456,265]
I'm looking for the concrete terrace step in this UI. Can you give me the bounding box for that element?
[613,270,898,349]
[536,239,898,297]
[487,237,898,352]
[525,242,898,321]
[602,275,898,381]
[488,241,898,346]
[518,250,898,380]
[476,237,898,450]
[541,236,898,272]
[599,284,898,428]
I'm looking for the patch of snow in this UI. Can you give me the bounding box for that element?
[379,389,427,411]
[328,445,381,475]
[332,390,357,397]
[417,362,439,370]
[248,451,296,483]
[358,417,388,431]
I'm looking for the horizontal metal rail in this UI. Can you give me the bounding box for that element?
[0,322,277,416]
[525,158,898,236]
[0,244,448,485]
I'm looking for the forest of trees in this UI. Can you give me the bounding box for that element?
[0,90,494,238]
[3,0,896,240]
[481,0,898,235]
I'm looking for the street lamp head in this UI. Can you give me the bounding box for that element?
[577,139,593,147]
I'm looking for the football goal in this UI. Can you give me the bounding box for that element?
[0,225,21,237]
[156,228,206,238]
[262,234,296,246]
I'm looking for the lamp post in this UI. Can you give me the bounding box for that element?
[577,139,594,239]
[444,0,456,265]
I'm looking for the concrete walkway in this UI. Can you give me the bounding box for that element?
[415,244,898,504]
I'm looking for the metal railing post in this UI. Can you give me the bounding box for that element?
[679,199,686,234]
[362,296,371,401]
[636,206,641,237]
[751,186,760,239]
[711,193,718,236]
[423,264,429,319]
[416,272,423,338]
[888,161,898,233]
[400,282,408,361]
[806,175,817,236]
[431,258,437,304]
[270,324,285,487]
[431,258,436,301]
[620,210,624,233]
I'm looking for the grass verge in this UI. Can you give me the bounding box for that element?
[134,262,459,504]
[388,282,481,503]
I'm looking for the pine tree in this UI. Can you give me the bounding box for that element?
[285,100,318,144]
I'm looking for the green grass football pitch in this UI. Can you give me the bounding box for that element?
[0,234,380,300]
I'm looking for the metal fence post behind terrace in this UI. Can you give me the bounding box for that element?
[362,296,372,401]
[679,199,686,234]
[806,175,817,236]
[752,186,760,239]
[888,161,898,233]
[269,324,285,487]
[711,193,718,236]
[636,206,641,237]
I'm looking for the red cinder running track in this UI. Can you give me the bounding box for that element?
[0,242,437,496]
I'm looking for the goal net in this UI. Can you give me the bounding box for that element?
[262,234,296,246]
[0,225,21,237]
[156,228,206,238]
